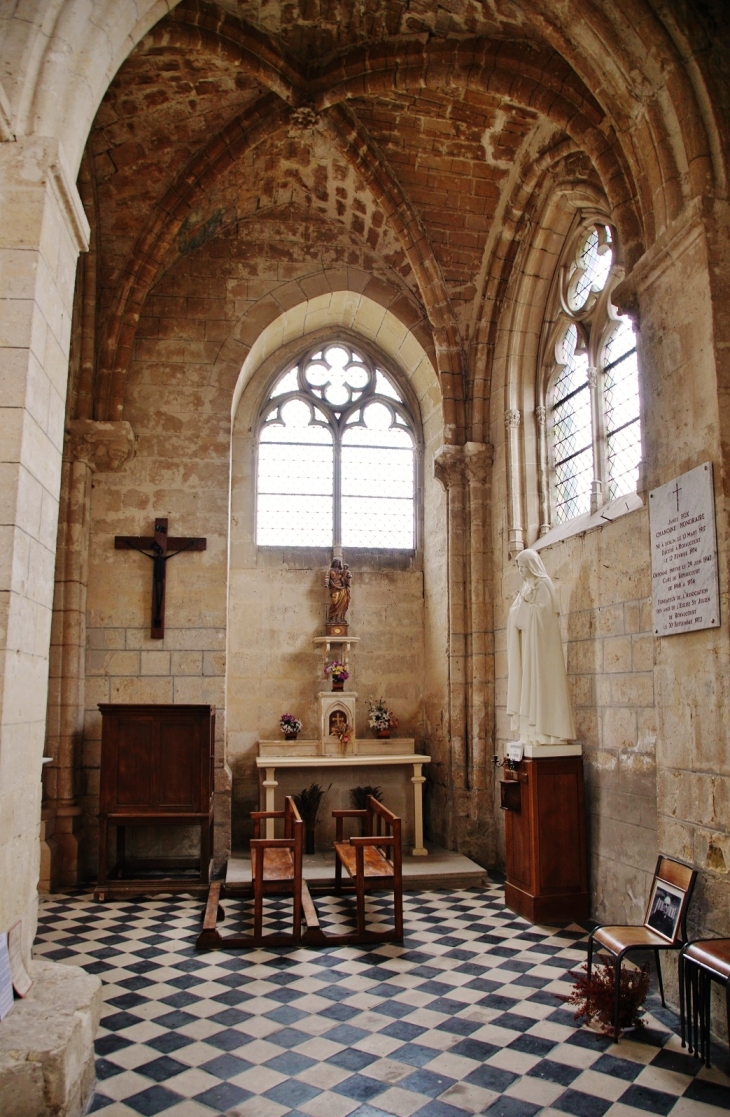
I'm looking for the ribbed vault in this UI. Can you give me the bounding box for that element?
[43,0,726,446]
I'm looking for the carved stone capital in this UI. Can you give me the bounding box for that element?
[433,445,466,490]
[463,441,494,485]
[535,405,547,427]
[66,419,136,473]
[587,366,598,389]
[504,408,521,430]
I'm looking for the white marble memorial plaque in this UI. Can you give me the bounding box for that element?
[0,933,13,1020]
[649,462,719,636]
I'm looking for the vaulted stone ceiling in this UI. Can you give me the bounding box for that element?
[82,0,719,432]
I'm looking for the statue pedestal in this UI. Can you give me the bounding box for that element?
[502,751,589,924]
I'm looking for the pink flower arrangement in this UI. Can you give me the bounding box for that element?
[324,661,349,683]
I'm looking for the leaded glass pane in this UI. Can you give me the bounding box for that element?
[257,342,417,548]
[258,443,333,497]
[552,323,592,523]
[342,423,414,546]
[604,318,641,500]
[257,494,333,546]
[260,398,332,444]
[375,370,402,400]
[342,446,414,499]
[270,367,298,396]
[568,225,613,311]
[343,426,413,448]
[342,496,414,548]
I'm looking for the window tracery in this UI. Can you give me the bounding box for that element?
[256,343,417,549]
[544,220,641,526]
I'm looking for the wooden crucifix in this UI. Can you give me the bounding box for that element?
[115,518,206,638]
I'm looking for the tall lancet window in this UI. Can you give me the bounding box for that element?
[546,221,642,525]
[256,343,417,549]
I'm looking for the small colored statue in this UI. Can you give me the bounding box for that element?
[326,558,352,624]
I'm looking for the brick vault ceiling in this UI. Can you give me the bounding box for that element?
[87,0,610,400]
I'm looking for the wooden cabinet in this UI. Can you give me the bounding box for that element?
[503,755,589,923]
[96,704,215,899]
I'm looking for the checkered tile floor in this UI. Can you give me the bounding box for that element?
[34,883,730,1117]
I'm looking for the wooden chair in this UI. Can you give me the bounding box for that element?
[587,856,697,1039]
[304,796,403,946]
[197,796,310,949]
[680,939,730,1067]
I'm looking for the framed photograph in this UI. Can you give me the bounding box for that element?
[645,879,685,942]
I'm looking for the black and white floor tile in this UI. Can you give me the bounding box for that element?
[34,884,730,1117]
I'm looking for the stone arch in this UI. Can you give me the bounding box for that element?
[488,175,619,554]
[229,290,442,440]
[225,294,447,848]
[2,1,182,171]
[227,289,444,606]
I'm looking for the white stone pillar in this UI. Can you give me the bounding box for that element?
[0,137,89,961]
[504,409,524,558]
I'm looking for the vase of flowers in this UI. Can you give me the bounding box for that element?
[368,697,399,738]
[280,713,302,741]
[324,661,349,691]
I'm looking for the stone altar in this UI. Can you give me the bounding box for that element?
[257,616,430,855]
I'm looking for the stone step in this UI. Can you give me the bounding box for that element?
[225,842,488,892]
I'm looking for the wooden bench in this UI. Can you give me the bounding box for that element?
[304,797,403,946]
[197,796,314,949]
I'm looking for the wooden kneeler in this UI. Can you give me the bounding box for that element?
[197,796,318,949]
[303,797,403,946]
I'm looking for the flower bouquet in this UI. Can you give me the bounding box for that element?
[330,719,353,755]
[324,661,349,690]
[280,713,302,740]
[368,697,399,737]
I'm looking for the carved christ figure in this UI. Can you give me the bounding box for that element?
[506,549,575,746]
[326,558,352,624]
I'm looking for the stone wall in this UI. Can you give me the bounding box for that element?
[78,223,447,873]
[493,507,658,922]
[490,205,730,966]
[227,547,425,849]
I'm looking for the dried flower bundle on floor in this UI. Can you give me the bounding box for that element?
[558,961,650,1035]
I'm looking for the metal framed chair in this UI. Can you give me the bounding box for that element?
[587,855,697,1039]
[680,939,730,1067]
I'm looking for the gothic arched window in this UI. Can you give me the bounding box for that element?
[547,222,641,525]
[256,343,417,549]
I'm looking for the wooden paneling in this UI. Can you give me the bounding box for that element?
[96,704,215,899]
[504,756,589,923]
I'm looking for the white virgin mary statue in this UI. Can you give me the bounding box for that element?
[506,549,575,746]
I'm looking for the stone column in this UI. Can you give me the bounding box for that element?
[0,137,89,961]
[535,405,551,536]
[504,409,524,558]
[461,442,495,865]
[433,442,495,866]
[433,446,467,852]
[41,419,134,891]
[587,365,604,513]
[464,441,493,783]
